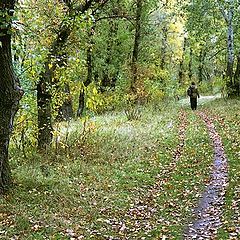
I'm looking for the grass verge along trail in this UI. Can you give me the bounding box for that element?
[185,111,228,239]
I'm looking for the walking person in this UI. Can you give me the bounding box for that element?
[187,82,200,110]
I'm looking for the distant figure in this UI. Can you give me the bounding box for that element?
[187,82,200,110]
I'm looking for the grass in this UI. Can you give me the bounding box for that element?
[1,98,240,239]
[150,110,213,239]
[1,104,180,239]
[201,98,240,239]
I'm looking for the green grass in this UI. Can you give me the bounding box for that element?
[1,98,240,239]
[149,110,213,239]
[201,98,240,239]
[1,105,180,239]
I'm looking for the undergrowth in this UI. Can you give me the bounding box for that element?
[1,98,239,239]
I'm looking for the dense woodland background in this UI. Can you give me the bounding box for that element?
[5,0,240,150]
[0,0,240,239]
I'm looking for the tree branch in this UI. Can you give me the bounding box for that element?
[95,14,134,24]
[216,0,228,23]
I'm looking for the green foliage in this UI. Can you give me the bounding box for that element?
[3,0,240,238]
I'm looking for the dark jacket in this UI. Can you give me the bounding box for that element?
[187,85,199,98]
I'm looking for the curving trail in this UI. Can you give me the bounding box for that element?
[185,112,228,239]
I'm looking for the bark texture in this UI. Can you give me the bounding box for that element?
[0,0,23,193]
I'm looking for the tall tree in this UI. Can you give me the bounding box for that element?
[37,0,109,149]
[77,24,95,117]
[179,36,187,84]
[131,0,143,92]
[217,0,235,94]
[0,0,23,193]
[198,46,206,83]
[234,51,240,95]
[188,47,193,81]
[160,26,168,70]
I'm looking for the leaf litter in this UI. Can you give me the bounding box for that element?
[90,109,189,239]
[184,112,228,239]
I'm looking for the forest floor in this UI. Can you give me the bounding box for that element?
[0,96,240,240]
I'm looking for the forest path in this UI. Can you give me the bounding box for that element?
[179,94,221,107]
[184,111,228,239]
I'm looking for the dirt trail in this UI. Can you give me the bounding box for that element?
[185,112,228,239]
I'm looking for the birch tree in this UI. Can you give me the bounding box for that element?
[217,0,235,94]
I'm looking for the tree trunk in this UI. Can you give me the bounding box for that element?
[37,59,56,150]
[77,26,94,117]
[234,52,240,96]
[77,89,85,117]
[188,47,193,81]
[160,26,168,70]
[101,17,119,91]
[131,0,143,92]
[37,0,107,148]
[226,10,234,87]
[218,0,235,95]
[76,44,93,117]
[37,22,71,149]
[198,48,206,83]
[76,46,93,117]
[0,1,23,193]
[57,84,73,121]
[179,37,187,84]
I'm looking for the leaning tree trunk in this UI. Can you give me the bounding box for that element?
[0,0,23,193]
[131,0,143,93]
[37,0,108,148]
[37,22,71,149]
